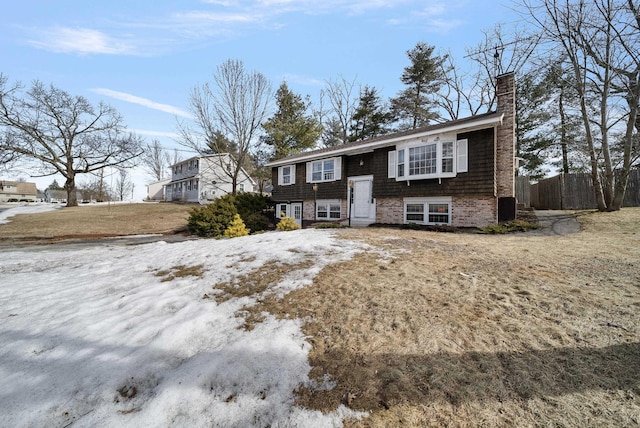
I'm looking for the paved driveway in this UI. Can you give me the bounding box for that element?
[529,210,582,236]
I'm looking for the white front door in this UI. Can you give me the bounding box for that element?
[348,175,375,225]
[353,180,371,218]
[291,202,302,226]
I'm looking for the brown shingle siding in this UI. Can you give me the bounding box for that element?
[271,159,347,201]
[271,127,496,202]
[370,128,495,199]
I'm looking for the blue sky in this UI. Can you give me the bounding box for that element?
[1,0,521,198]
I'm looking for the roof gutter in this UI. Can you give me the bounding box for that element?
[266,113,504,167]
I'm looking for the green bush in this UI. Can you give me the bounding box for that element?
[234,192,271,233]
[187,195,238,237]
[224,214,250,238]
[187,193,272,236]
[276,216,301,231]
[243,212,270,232]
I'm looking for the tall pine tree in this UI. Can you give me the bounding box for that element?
[262,82,322,160]
[391,42,447,130]
[349,85,391,141]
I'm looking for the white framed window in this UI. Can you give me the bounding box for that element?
[238,183,245,192]
[404,197,452,225]
[388,150,396,178]
[316,200,341,220]
[276,203,290,219]
[442,141,454,173]
[456,139,468,173]
[278,165,295,186]
[397,149,405,178]
[306,157,342,183]
[405,203,425,222]
[409,144,437,176]
[389,137,467,181]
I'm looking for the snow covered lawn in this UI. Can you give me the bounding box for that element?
[0,230,368,427]
[0,202,62,224]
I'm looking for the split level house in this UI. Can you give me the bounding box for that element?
[266,72,517,228]
[166,153,257,203]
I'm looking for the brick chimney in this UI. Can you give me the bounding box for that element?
[496,72,516,198]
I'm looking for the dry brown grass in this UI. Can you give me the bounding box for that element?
[243,208,640,427]
[0,202,192,241]
[4,203,638,425]
[154,264,206,282]
[214,260,315,305]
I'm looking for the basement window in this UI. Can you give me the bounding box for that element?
[404,197,452,225]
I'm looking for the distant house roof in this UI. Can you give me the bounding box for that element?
[0,181,37,195]
[146,178,171,186]
[44,189,69,200]
[265,111,504,167]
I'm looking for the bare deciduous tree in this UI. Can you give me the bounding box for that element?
[115,167,133,201]
[0,75,143,206]
[142,139,170,181]
[318,75,359,146]
[521,0,640,211]
[434,53,494,121]
[447,24,539,120]
[177,59,271,195]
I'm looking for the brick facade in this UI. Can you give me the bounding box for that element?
[376,198,404,224]
[452,195,497,227]
[303,200,315,222]
[375,196,496,227]
[301,199,349,225]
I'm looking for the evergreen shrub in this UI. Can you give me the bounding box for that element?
[187,195,238,237]
[224,214,250,238]
[234,192,271,233]
[276,216,301,231]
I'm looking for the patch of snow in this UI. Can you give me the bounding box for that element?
[0,230,370,427]
[0,203,62,224]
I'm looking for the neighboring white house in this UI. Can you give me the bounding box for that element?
[146,178,171,201]
[166,154,257,203]
[44,189,83,203]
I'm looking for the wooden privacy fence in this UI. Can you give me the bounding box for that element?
[515,176,531,208]
[528,170,640,210]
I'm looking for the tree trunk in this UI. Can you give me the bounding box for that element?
[231,173,237,196]
[575,74,607,211]
[600,59,614,208]
[65,175,78,207]
[558,90,569,173]
[98,169,105,202]
[611,169,630,210]
[610,72,640,210]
